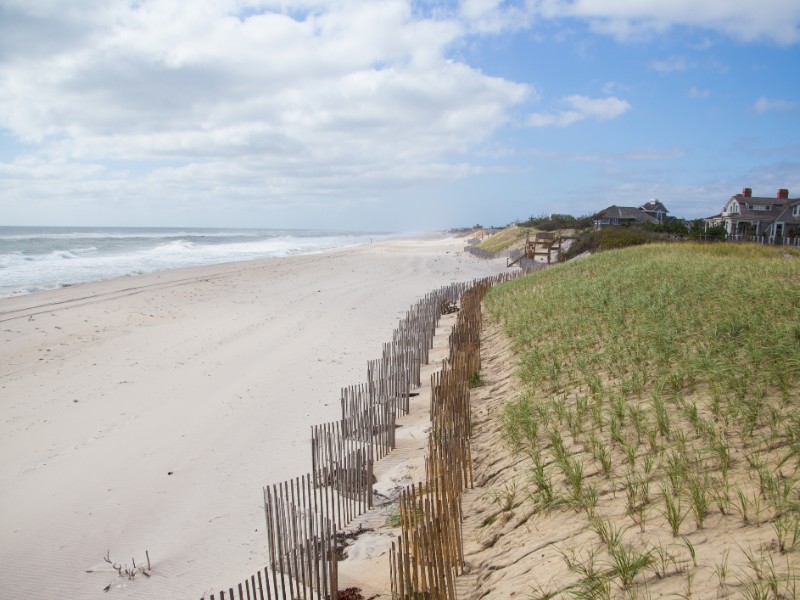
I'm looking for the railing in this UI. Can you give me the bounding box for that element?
[469,245,564,268]
[727,235,800,246]
[697,234,800,247]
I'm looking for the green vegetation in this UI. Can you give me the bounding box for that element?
[385,507,402,528]
[519,214,593,231]
[640,219,690,236]
[692,221,727,240]
[468,370,483,388]
[562,220,732,261]
[485,243,800,597]
[562,226,672,260]
[476,226,535,253]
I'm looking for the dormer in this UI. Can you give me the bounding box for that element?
[639,199,668,223]
[724,199,740,215]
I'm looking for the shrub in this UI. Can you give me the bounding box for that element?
[562,226,659,259]
[598,227,651,250]
[518,213,593,231]
[562,230,602,259]
[640,219,690,235]
[692,223,727,240]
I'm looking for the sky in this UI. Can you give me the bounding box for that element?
[1,0,799,231]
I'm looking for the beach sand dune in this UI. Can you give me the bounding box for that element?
[0,236,506,599]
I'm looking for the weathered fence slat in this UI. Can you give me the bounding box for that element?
[388,274,514,599]
[204,273,519,600]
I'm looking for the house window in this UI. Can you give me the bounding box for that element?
[726,202,739,214]
[793,205,800,217]
[749,204,771,211]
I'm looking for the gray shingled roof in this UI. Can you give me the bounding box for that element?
[640,200,668,213]
[773,200,800,224]
[728,194,793,221]
[593,205,659,223]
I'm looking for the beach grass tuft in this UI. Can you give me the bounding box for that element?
[483,243,800,598]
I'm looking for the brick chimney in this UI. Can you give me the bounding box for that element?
[742,187,752,197]
[778,188,789,199]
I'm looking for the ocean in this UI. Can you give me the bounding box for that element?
[0,226,385,298]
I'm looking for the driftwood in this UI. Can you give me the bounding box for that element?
[103,550,151,581]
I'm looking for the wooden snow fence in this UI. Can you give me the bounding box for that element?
[201,475,344,600]
[366,345,413,415]
[264,479,340,600]
[389,275,507,599]
[310,421,375,518]
[203,274,519,600]
[340,385,397,460]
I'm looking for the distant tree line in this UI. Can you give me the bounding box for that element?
[519,214,593,231]
[561,220,726,261]
[625,218,730,239]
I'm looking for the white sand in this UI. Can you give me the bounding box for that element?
[0,236,508,599]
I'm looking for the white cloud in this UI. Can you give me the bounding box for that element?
[688,86,710,99]
[0,0,531,219]
[459,0,532,34]
[650,56,688,73]
[602,81,628,94]
[623,147,685,161]
[2,1,797,229]
[754,97,800,113]
[527,95,630,127]
[534,0,800,44]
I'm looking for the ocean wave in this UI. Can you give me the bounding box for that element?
[0,229,384,299]
[0,229,265,241]
[1,249,95,264]
[0,252,25,269]
[146,240,197,254]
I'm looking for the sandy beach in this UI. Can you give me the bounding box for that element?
[0,236,507,599]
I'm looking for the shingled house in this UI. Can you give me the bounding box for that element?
[592,200,668,228]
[704,188,800,239]
[772,200,800,239]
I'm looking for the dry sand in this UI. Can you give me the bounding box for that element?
[335,310,462,597]
[0,236,507,600]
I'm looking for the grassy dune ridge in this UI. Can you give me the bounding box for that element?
[477,227,536,253]
[481,243,800,598]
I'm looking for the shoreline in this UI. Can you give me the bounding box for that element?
[0,236,506,599]
[0,232,453,315]
[0,228,447,301]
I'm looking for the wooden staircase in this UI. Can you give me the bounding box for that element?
[507,231,562,267]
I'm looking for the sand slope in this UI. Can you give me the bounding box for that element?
[459,318,800,599]
[0,236,507,599]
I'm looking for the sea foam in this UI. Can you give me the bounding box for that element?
[0,227,384,298]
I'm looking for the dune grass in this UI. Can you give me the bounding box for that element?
[485,243,800,597]
[477,226,537,253]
